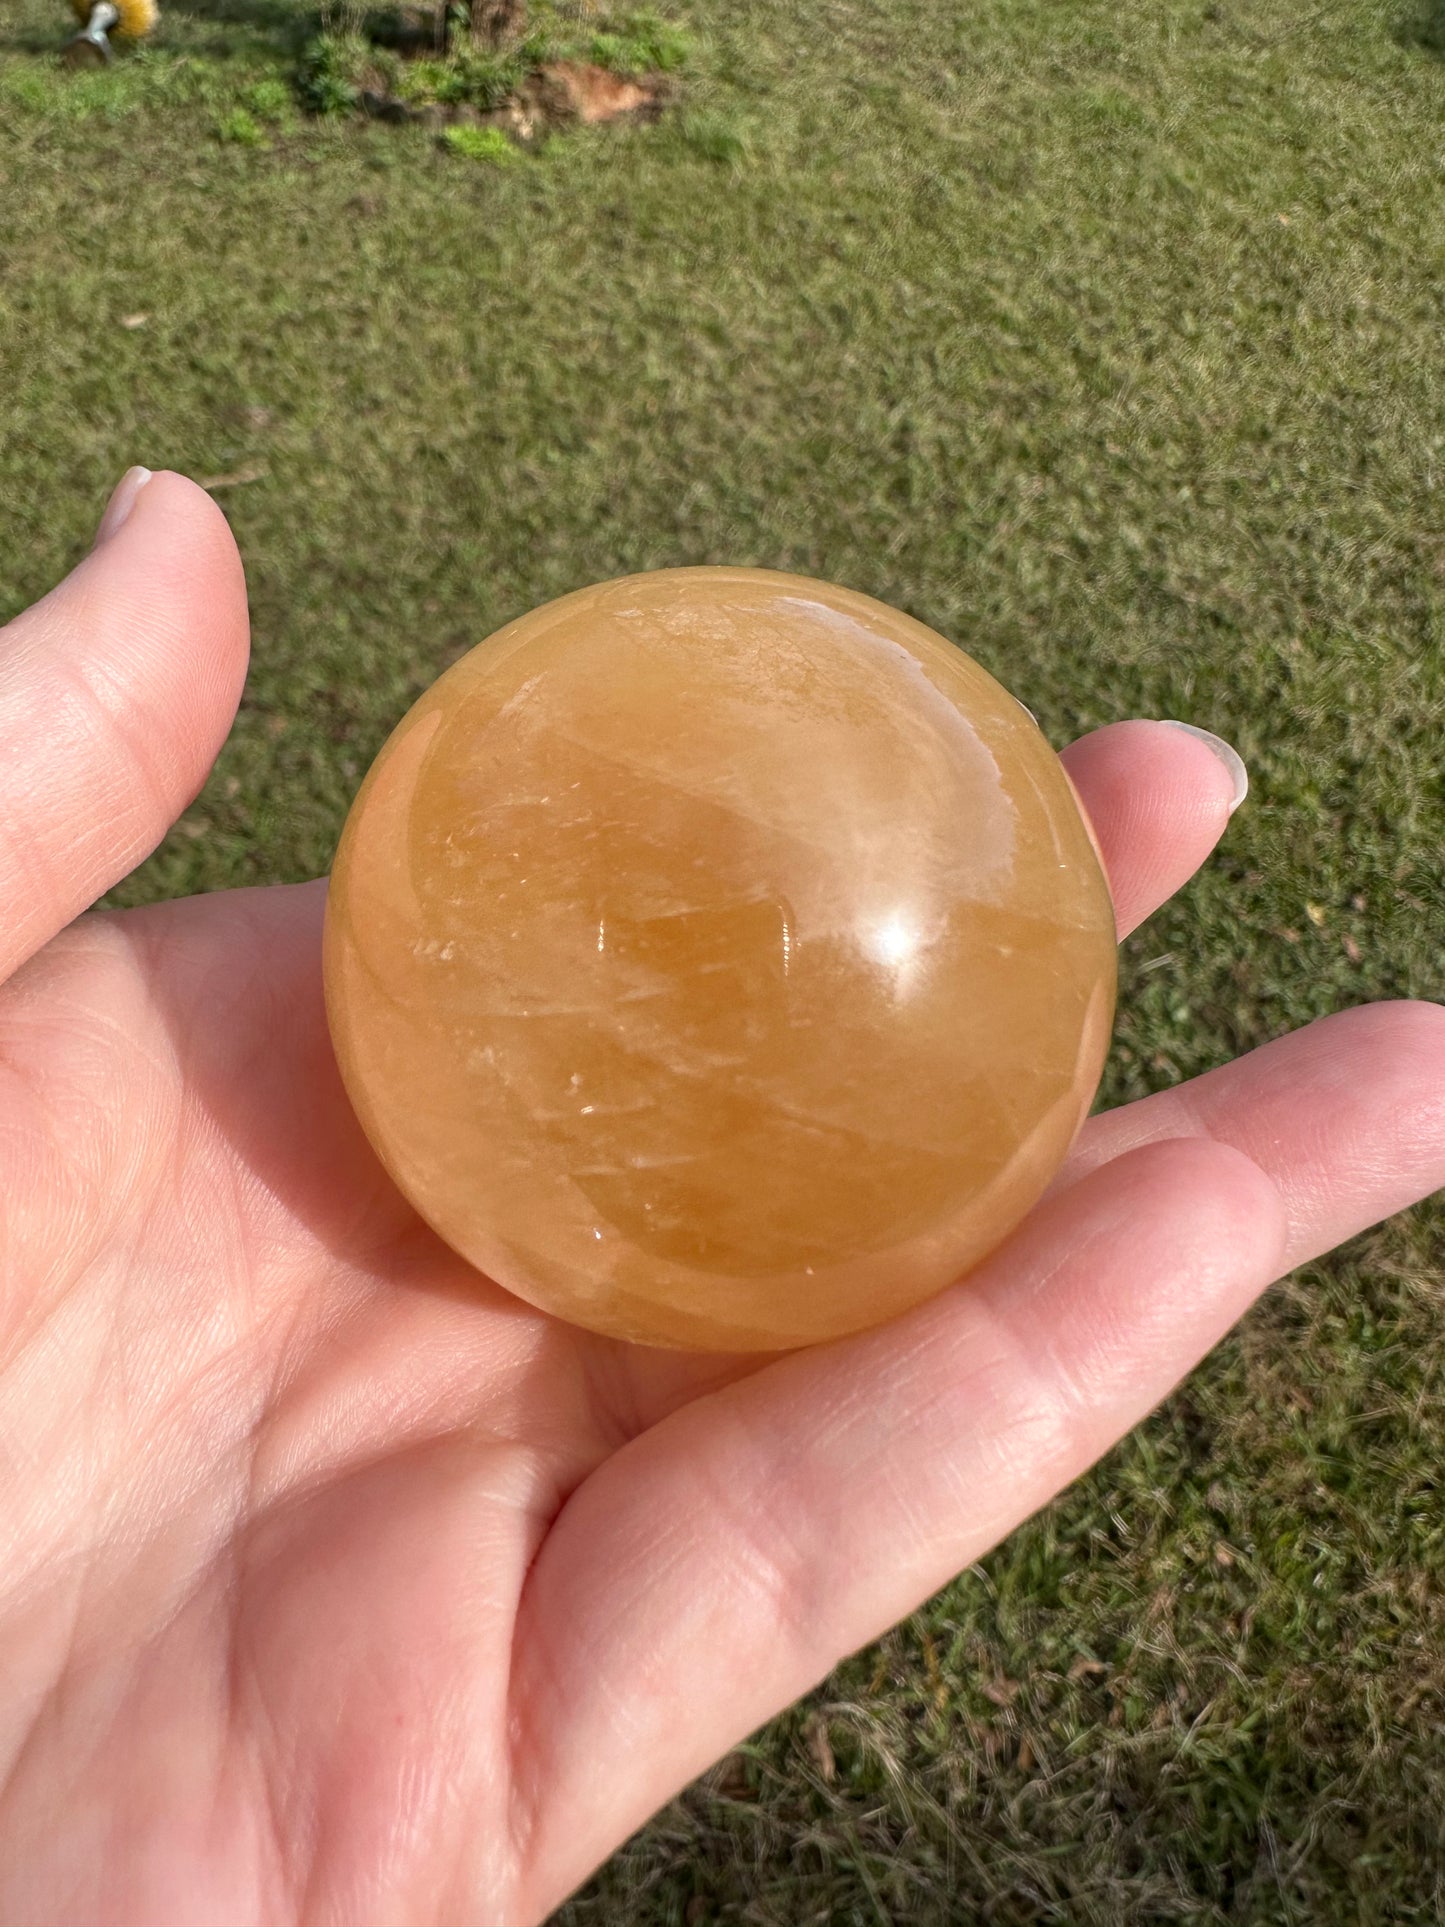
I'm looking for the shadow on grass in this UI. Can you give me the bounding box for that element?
[1397,0,1445,52]
[1,21,68,54]
[0,0,446,66]
[164,0,452,55]
[159,0,321,56]
[0,0,318,61]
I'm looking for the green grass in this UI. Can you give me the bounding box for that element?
[1,0,1443,1918]
[589,9,691,75]
[444,120,519,162]
[215,100,267,142]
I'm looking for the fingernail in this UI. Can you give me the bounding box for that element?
[1159,720,1249,815]
[94,466,153,546]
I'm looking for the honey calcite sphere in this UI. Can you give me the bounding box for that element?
[323,569,1116,1351]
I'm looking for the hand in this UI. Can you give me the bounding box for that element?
[1,472,1441,1927]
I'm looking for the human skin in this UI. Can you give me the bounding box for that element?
[0,470,1440,1925]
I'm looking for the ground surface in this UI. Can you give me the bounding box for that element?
[1,0,1443,1920]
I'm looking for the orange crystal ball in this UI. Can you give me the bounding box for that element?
[323,569,1117,1350]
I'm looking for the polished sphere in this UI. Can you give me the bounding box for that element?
[323,569,1117,1350]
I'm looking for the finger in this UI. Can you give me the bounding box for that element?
[510,996,1445,1901]
[0,470,249,983]
[1059,719,1245,939]
[509,1138,1287,1905]
[615,1007,1445,1465]
[1057,998,1445,1270]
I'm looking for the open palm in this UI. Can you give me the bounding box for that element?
[2,474,1441,1927]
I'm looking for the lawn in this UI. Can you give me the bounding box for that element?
[2,0,1443,1919]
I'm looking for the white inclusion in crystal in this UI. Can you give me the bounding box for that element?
[597,918,607,954]
[781,912,792,977]
[593,1227,603,1240]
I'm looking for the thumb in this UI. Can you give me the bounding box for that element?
[0,469,250,982]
